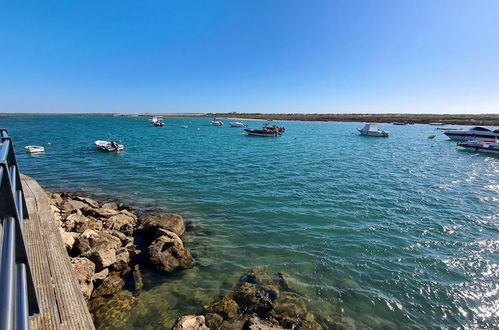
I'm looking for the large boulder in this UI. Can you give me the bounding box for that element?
[74,229,122,257]
[89,248,117,270]
[147,230,193,272]
[70,257,95,300]
[105,213,136,235]
[172,315,209,330]
[139,214,185,237]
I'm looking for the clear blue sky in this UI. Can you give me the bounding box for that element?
[1,0,498,114]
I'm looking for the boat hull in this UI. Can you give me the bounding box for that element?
[445,131,499,141]
[25,146,45,153]
[244,129,280,137]
[458,141,499,154]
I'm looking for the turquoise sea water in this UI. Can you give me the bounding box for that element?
[3,115,498,329]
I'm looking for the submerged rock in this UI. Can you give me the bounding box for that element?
[245,317,285,330]
[205,295,239,320]
[91,290,137,329]
[147,230,193,272]
[172,315,209,330]
[133,265,144,291]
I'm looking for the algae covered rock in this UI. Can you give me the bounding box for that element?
[91,290,138,329]
[92,274,124,298]
[245,317,285,330]
[205,295,239,319]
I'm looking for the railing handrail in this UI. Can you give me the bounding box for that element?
[0,128,40,329]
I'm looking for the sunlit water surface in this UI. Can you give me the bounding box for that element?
[4,116,498,329]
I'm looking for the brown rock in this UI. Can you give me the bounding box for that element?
[101,202,118,210]
[74,196,100,208]
[139,213,185,237]
[120,209,138,221]
[67,199,92,211]
[49,192,63,205]
[74,229,122,256]
[92,268,109,282]
[90,248,117,270]
[133,265,144,291]
[110,248,130,273]
[147,230,193,272]
[59,228,75,252]
[71,257,95,300]
[86,207,119,219]
[173,315,209,330]
[92,274,124,298]
[105,213,136,235]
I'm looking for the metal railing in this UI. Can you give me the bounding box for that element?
[0,129,39,329]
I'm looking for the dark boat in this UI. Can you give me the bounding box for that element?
[244,124,285,137]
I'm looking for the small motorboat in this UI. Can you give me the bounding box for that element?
[25,146,45,153]
[357,123,389,137]
[458,139,499,154]
[94,140,124,152]
[230,122,248,128]
[150,117,165,127]
[181,125,188,128]
[392,122,407,125]
[211,119,224,126]
[244,124,285,137]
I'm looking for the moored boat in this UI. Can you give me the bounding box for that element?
[94,140,124,152]
[230,122,248,127]
[151,117,165,127]
[457,139,499,154]
[244,124,285,137]
[211,119,224,126]
[444,126,499,141]
[357,123,389,137]
[25,146,45,153]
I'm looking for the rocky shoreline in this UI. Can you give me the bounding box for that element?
[48,192,193,328]
[49,192,337,330]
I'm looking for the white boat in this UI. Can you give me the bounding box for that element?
[94,140,124,152]
[230,122,248,127]
[458,139,499,154]
[181,125,188,128]
[211,119,224,126]
[430,122,444,126]
[25,146,45,153]
[444,126,499,141]
[357,123,389,137]
[150,117,165,127]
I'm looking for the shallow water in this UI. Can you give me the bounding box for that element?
[3,115,498,328]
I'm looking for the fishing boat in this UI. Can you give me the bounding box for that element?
[151,117,165,127]
[444,126,499,141]
[230,122,248,127]
[211,119,224,126]
[25,146,45,153]
[94,140,124,152]
[458,139,499,154]
[357,123,389,137]
[244,124,285,137]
